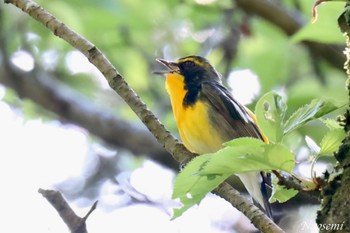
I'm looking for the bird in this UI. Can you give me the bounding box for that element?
[156,55,272,218]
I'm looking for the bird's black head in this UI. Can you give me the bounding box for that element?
[156,55,221,87]
[176,56,221,86]
[156,56,221,106]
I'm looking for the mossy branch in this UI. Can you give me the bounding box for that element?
[316,4,350,232]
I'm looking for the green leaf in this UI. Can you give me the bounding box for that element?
[255,92,286,143]
[283,99,338,135]
[291,1,344,44]
[172,154,229,219]
[319,118,343,130]
[319,128,346,155]
[314,100,339,118]
[223,136,264,147]
[201,138,295,175]
[172,137,295,219]
[269,176,298,203]
[269,187,298,203]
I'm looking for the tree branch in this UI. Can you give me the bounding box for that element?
[0,3,175,169]
[38,188,97,233]
[235,0,344,71]
[0,64,177,168]
[4,0,283,231]
[273,171,320,199]
[8,0,192,162]
[316,10,350,230]
[215,182,284,233]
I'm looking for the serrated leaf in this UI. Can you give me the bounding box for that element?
[269,175,298,203]
[255,92,286,143]
[314,100,339,118]
[283,99,338,135]
[319,118,343,129]
[172,154,228,219]
[263,144,295,173]
[200,138,295,175]
[172,138,295,219]
[320,128,346,155]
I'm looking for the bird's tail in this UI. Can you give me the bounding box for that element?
[237,172,273,219]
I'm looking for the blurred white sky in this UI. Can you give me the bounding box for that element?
[0,94,249,233]
[227,69,261,105]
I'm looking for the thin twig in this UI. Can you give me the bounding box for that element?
[273,171,320,199]
[38,188,97,233]
[83,201,98,221]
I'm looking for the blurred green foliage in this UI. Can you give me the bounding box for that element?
[292,1,345,43]
[1,0,348,149]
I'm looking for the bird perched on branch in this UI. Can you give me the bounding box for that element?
[156,55,272,218]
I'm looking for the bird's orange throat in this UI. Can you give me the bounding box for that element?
[165,73,187,121]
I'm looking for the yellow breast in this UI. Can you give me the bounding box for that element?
[165,73,224,154]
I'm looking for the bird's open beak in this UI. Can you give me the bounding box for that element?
[154,58,180,74]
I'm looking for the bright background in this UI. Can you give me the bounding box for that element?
[0,0,347,232]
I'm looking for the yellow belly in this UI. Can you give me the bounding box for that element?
[165,72,270,213]
[165,73,224,154]
[178,101,225,154]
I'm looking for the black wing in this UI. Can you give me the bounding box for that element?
[200,81,263,141]
[200,81,273,219]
